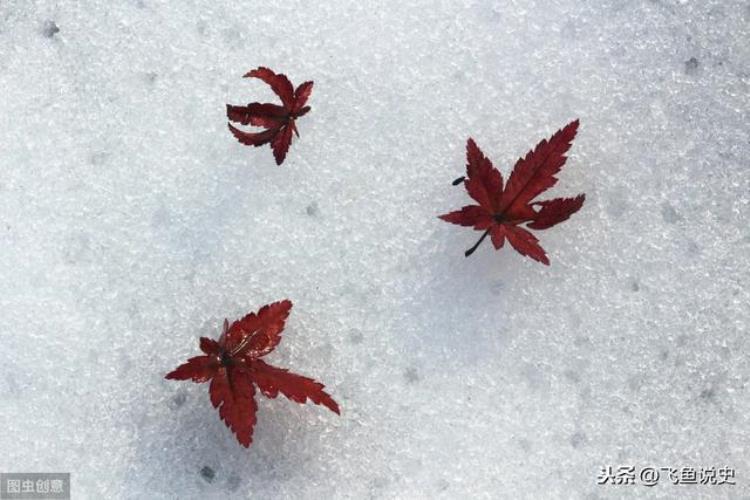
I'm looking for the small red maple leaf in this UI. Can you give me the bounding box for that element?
[165,300,339,448]
[226,67,313,165]
[439,120,585,264]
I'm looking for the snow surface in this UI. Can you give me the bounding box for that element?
[1,0,749,498]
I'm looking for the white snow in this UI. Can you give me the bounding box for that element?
[1,0,748,498]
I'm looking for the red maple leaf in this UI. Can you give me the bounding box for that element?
[226,67,313,165]
[165,300,339,448]
[439,120,585,264]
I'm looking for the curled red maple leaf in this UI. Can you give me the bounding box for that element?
[439,120,585,264]
[227,67,313,165]
[165,300,339,448]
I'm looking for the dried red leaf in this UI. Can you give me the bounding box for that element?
[439,120,585,264]
[165,300,339,448]
[251,360,340,414]
[227,67,312,165]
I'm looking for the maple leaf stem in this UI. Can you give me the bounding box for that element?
[452,176,466,186]
[465,230,490,257]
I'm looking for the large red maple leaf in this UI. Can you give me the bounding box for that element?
[227,67,313,165]
[439,120,585,264]
[165,300,339,448]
